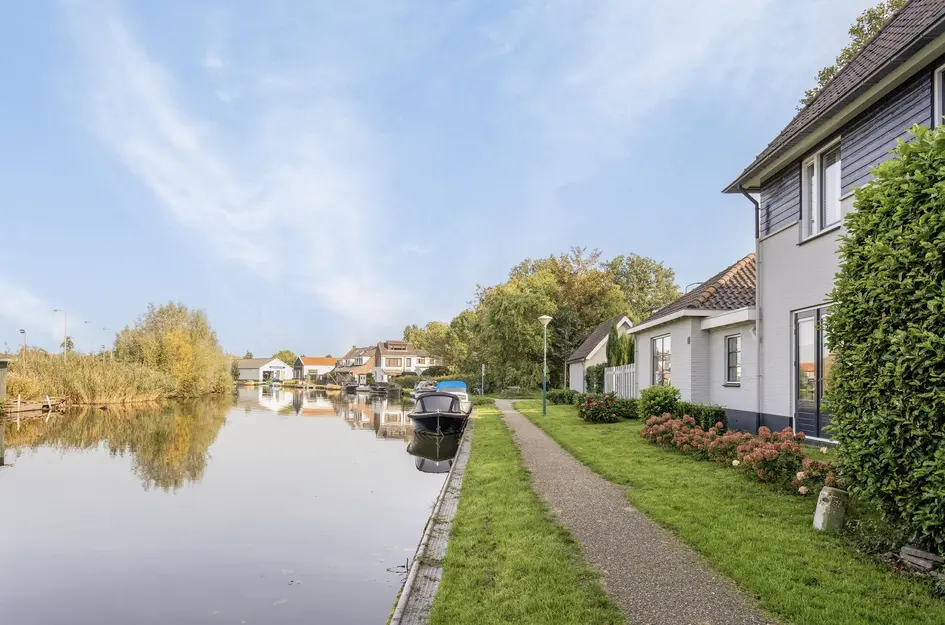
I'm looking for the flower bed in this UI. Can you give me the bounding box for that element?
[577,393,636,423]
[640,413,836,492]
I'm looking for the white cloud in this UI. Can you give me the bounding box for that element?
[0,276,74,348]
[202,52,224,71]
[67,0,406,325]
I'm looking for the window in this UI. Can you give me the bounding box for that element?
[801,142,842,238]
[651,335,671,386]
[405,358,412,368]
[935,65,945,127]
[726,335,741,384]
[386,357,403,367]
[417,357,426,365]
[795,307,833,439]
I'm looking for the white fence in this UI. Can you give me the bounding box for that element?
[603,364,635,399]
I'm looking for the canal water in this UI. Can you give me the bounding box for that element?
[0,388,455,624]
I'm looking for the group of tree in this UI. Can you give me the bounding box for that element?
[404,247,679,391]
[113,302,232,397]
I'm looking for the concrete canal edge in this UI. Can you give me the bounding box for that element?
[389,417,474,625]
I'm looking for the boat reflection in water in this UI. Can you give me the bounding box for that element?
[406,428,462,473]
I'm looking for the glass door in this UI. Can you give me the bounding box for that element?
[794,307,831,438]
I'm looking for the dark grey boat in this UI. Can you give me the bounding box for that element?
[408,392,469,434]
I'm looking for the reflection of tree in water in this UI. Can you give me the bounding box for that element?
[4,395,233,491]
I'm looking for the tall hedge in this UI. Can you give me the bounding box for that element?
[827,124,945,551]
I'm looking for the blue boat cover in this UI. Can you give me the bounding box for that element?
[436,380,467,391]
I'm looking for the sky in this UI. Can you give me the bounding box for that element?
[0,0,877,358]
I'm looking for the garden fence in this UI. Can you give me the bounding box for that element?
[603,364,635,399]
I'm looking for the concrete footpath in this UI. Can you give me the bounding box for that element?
[495,400,774,625]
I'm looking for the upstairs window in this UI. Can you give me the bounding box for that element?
[801,142,842,239]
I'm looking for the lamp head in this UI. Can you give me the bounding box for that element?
[538,315,553,327]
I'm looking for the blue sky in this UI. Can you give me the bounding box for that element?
[0,0,875,357]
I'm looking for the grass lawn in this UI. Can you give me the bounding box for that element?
[516,401,945,625]
[429,405,623,625]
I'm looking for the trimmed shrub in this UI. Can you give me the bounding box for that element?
[572,392,587,405]
[577,393,621,423]
[547,388,577,405]
[390,374,421,388]
[584,363,606,394]
[423,365,450,377]
[827,124,945,551]
[613,397,638,419]
[638,385,680,419]
[676,401,727,430]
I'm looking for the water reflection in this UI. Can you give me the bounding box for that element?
[407,429,461,474]
[3,396,232,491]
[0,389,447,625]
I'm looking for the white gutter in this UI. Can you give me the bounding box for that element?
[627,309,712,335]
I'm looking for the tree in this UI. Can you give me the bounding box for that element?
[60,336,75,352]
[606,324,624,366]
[404,321,449,359]
[230,359,240,380]
[827,125,945,551]
[602,253,680,323]
[621,333,634,365]
[114,302,230,397]
[243,351,253,359]
[273,350,297,365]
[799,0,907,108]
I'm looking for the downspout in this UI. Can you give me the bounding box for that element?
[739,185,763,433]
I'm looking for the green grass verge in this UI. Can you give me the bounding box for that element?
[515,401,945,625]
[429,405,623,625]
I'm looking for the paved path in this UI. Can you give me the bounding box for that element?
[495,400,774,625]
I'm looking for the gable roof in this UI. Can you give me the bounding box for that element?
[340,345,375,360]
[725,0,945,192]
[237,358,280,369]
[567,315,632,364]
[299,356,335,366]
[638,254,756,326]
[377,340,418,355]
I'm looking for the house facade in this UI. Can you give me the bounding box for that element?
[236,358,292,382]
[566,315,633,393]
[293,356,336,382]
[630,255,758,432]
[333,346,376,385]
[372,340,441,382]
[724,0,945,441]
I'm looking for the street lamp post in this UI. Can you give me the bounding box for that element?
[18,328,26,351]
[53,309,67,359]
[538,315,553,416]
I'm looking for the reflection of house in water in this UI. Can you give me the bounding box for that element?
[338,399,377,431]
[372,398,413,440]
[292,391,337,417]
[236,386,294,413]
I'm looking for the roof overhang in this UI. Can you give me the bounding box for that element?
[700,307,755,330]
[627,309,712,335]
[724,24,945,194]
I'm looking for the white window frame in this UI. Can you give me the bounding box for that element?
[934,63,945,128]
[725,334,741,385]
[651,334,671,386]
[800,138,842,240]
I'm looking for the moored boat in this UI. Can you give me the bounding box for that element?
[408,392,469,434]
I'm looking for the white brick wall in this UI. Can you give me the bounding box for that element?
[634,317,701,402]
[708,321,757,413]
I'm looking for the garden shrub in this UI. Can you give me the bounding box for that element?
[390,374,421,388]
[613,397,638,419]
[675,401,727,430]
[827,124,945,551]
[577,393,621,423]
[736,426,806,486]
[571,392,587,405]
[584,363,606,394]
[638,385,680,419]
[547,388,577,405]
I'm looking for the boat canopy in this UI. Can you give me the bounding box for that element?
[435,380,467,392]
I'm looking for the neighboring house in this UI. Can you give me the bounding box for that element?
[236,358,292,382]
[630,254,757,432]
[372,340,442,382]
[293,356,336,382]
[723,0,945,440]
[566,315,633,393]
[333,346,376,385]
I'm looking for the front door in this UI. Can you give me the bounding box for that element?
[794,307,832,438]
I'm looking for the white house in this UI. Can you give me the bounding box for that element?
[236,357,292,382]
[293,356,336,382]
[373,340,442,383]
[722,0,945,440]
[566,315,633,393]
[630,254,758,432]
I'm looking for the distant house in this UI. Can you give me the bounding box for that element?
[333,346,376,385]
[372,340,441,382]
[236,358,292,382]
[293,356,336,382]
[629,254,756,431]
[566,315,633,393]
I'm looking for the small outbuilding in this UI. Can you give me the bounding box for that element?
[236,358,292,382]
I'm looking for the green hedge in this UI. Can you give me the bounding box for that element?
[828,124,945,552]
[637,385,726,429]
[548,388,578,404]
[676,401,727,430]
[584,363,606,394]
